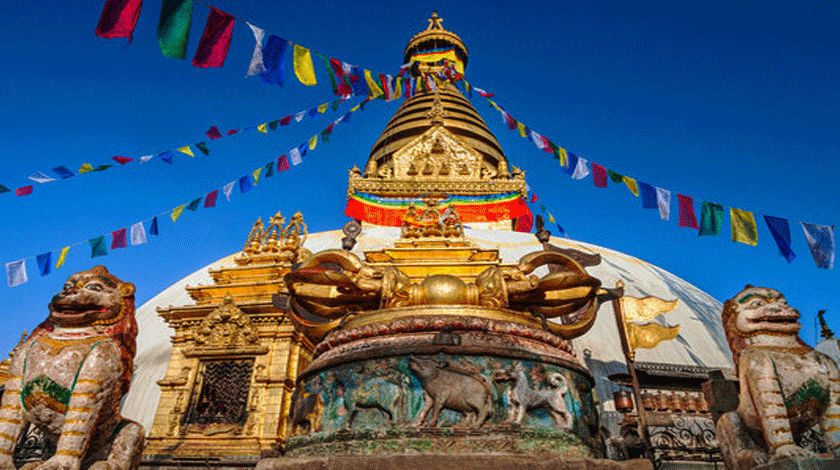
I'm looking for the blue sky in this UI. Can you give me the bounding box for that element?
[0,1,837,354]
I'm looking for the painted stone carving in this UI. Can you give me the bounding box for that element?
[409,357,493,428]
[0,266,144,470]
[345,366,408,428]
[494,361,571,429]
[717,286,840,469]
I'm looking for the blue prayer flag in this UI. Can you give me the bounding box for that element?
[52,166,75,179]
[555,224,567,238]
[639,182,657,209]
[350,66,368,96]
[150,216,159,235]
[36,252,51,276]
[239,175,253,194]
[259,35,288,85]
[802,223,835,269]
[563,152,578,176]
[764,216,795,263]
[89,236,108,258]
[159,150,174,164]
[298,144,308,158]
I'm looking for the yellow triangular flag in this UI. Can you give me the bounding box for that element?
[393,77,403,99]
[171,204,186,223]
[517,122,528,138]
[731,208,758,246]
[556,146,569,167]
[252,168,262,185]
[293,45,317,86]
[626,322,681,352]
[364,70,383,98]
[620,296,679,323]
[56,246,70,268]
[308,135,318,150]
[548,213,556,223]
[177,146,195,157]
[78,163,94,174]
[350,104,361,112]
[622,176,640,197]
[317,103,329,114]
[257,123,268,134]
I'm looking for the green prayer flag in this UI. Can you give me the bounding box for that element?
[89,236,108,258]
[0,185,9,194]
[320,130,330,143]
[608,170,624,183]
[699,202,724,236]
[316,53,338,95]
[264,161,274,178]
[186,197,202,211]
[195,142,210,156]
[549,142,561,160]
[331,99,340,111]
[268,120,279,130]
[158,0,193,59]
[93,164,112,172]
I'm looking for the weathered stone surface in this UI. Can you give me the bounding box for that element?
[753,458,840,470]
[257,455,653,470]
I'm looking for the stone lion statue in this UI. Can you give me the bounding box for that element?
[717,285,840,469]
[0,266,144,470]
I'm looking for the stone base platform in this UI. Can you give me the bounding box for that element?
[754,458,840,470]
[257,455,653,470]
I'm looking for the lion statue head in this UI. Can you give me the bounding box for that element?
[721,285,807,372]
[33,266,137,395]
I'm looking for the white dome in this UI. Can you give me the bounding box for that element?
[121,227,733,430]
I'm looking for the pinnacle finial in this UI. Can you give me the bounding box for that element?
[819,310,835,340]
[428,11,443,30]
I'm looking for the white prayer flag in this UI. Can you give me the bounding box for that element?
[28,171,56,183]
[223,181,235,201]
[802,223,835,269]
[139,154,154,163]
[130,222,147,246]
[530,130,546,151]
[295,111,306,122]
[246,23,267,76]
[289,147,302,166]
[572,157,590,180]
[6,260,27,287]
[656,187,671,221]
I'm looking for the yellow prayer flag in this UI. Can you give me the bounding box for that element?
[731,208,758,246]
[56,246,70,268]
[622,176,640,197]
[548,213,556,223]
[364,70,384,98]
[293,45,317,86]
[317,103,329,114]
[177,146,194,157]
[393,77,402,99]
[79,163,94,174]
[257,123,268,134]
[171,204,186,223]
[252,168,262,185]
[620,296,679,323]
[626,322,681,354]
[350,104,360,112]
[556,146,569,167]
[517,122,527,138]
[308,135,318,150]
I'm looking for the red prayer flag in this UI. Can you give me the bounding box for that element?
[504,112,516,130]
[192,7,235,68]
[280,116,292,126]
[16,186,33,197]
[541,136,553,153]
[227,129,238,135]
[677,194,699,229]
[111,228,128,249]
[278,155,290,171]
[204,189,219,208]
[95,0,143,41]
[112,155,134,165]
[206,126,223,140]
[329,58,353,95]
[592,164,608,188]
[530,193,538,203]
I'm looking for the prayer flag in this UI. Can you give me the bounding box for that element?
[656,188,671,221]
[130,222,147,245]
[111,228,128,249]
[112,156,133,165]
[308,108,318,119]
[0,185,8,194]
[204,189,218,208]
[5,260,27,287]
[36,253,51,277]
[206,125,223,139]
[289,147,302,165]
[159,150,174,164]
[622,176,640,197]
[268,120,279,130]
[677,194,698,229]
[592,164,607,188]
[329,58,353,95]
[95,0,143,41]
[264,161,274,178]
[530,193,538,203]
[295,111,306,122]
[177,146,194,157]
[219,182,234,202]
[349,66,368,96]
[171,204,186,222]
[298,144,307,158]
[317,103,329,114]
[28,172,55,183]
[79,163,95,173]
[150,216,159,235]
[157,0,193,59]
[474,87,494,97]
[195,142,209,156]
[186,197,202,211]
[257,123,268,133]
[309,135,318,150]
[764,216,795,263]
[16,186,33,197]
[316,54,339,94]
[698,202,723,236]
[541,136,553,154]
[52,166,74,179]
[139,154,154,163]
[393,77,403,99]
[802,223,835,269]
[89,236,108,258]
[239,175,253,193]
[227,129,238,135]
[293,45,316,86]
[571,156,590,180]
[364,70,384,98]
[553,145,569,166]
[260,35,288,85]
[252,168,262,185]
[278,155,290,171]
[379,74,392,100]
[192,7,234,68]
[280,116,292,126]
[730,208,758,246]
[93,164,112,172]
[56,247,70,268]
[639,182,657,209]
[608,170,624,184]
[246,23,266,76]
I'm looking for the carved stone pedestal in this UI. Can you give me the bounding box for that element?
[753,458,840,470]
[258,454,653,470]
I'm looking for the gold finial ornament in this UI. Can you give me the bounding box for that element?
[819,309,835,339]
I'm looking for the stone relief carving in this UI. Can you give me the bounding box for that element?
[494,362,572,429]
[409,357,493,428]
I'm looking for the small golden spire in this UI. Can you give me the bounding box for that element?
[427,11,443,30]
[819,310,835,340]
